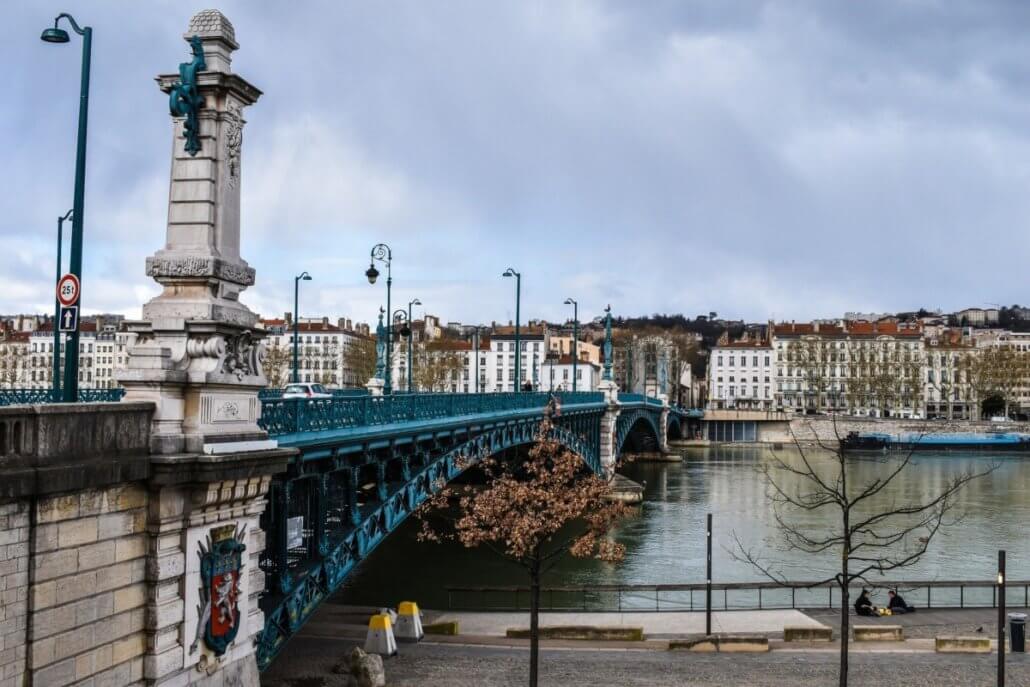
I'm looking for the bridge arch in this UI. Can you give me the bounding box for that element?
[256,408,600,669]
[615,408,662,457]
[667,414,682,442]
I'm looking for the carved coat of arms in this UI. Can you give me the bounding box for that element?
[191,524,247,656]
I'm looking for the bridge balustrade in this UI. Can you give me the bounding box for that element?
[0,388,125,406]
[258,391,605,437]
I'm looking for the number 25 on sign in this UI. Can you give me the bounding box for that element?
[57,273,80,307]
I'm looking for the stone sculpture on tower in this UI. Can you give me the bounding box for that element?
[120,10,272,456]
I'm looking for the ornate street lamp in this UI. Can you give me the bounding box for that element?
[502,268,521,392]
[564,297,578,392]
[366,244,393,393]
[603,305,613,382]
[42,13,92,402]
[292,272,312,383]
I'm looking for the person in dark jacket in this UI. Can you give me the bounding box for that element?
[888,590,915,614]
[854,589,877,616]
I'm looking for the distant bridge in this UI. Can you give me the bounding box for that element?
[253,389,696,669]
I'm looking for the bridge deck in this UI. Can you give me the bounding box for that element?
[274,401,609,453]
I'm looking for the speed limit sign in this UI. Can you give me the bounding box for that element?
[57,273,80,307]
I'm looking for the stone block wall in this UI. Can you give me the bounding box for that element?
[28,484,149,686]
[0,500,29,687]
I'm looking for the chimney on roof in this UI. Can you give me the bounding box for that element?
[285,312,293,325]
[322,316,329,326]
[814,322,819,332]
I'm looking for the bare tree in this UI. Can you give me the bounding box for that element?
[342,337,376,388]
[734,422,994,687]
[412,345,465,392]
[418,405,630,687]
[263,342,292,388]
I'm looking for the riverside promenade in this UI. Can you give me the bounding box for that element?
[263,603,1030,686]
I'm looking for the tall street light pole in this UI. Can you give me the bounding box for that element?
[53,209,73,397]
[366,244,393,394]
[292,272,312,383]
[42,13,92,402]
[564,298,578,392]
[503,268,521,392]
[407,297,421,392]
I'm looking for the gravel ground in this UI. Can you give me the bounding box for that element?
[263,638,1030,687]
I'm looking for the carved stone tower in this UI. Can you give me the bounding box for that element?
[120,10,272,455]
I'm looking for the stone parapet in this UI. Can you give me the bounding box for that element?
[0,403,153,500]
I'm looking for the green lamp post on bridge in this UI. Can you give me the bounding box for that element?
[366,244,393,393]
[292,272,312,383]
[502,268,521,392]
[406,298,421,392]
[564,297,578,392]
[42,13,92,402]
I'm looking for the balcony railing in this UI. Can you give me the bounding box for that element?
[0,388,125,406]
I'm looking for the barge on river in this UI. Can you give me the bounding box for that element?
[841,431,1030,453]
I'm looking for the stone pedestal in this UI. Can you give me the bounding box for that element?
[119,10,271,456]
[145,451,290,687]
[598,380,619,476]
[657,394,670,454]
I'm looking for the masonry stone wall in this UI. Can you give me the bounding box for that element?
[28,483,149,686]
[0,499,29,687]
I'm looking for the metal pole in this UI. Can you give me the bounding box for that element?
[999,550,1006,687]
[572,301,578,392]
[706,512,713,635]
[62,25,92,402]
[292,277,300,383]
[385,265,392,394]
[53,213,69,398]
[407,301,414,392]
[515,273,521,392]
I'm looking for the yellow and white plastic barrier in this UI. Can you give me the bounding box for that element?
[364,612,398,656]
[395,601,424,642]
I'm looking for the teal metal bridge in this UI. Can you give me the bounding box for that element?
[253,390,695,669]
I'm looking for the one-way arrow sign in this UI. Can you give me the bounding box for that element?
[59,306,79,333]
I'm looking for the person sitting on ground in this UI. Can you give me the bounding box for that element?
[854,589,877,617]
[887,590,915,614]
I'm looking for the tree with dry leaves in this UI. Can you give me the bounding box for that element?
[417,403,630,687]
[262,342,293,388]
[734,421,994,687]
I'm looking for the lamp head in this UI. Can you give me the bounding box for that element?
[365,263,379,284]
[564,298,575,305]
[301,272,312,281]
[400,324,412,338]
[411,298,422,306]
[502,268,517,278]
[41,26,70,43]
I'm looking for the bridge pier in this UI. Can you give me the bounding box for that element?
[597,380,619,477]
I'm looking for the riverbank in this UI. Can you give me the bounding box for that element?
[262,606,1030,687]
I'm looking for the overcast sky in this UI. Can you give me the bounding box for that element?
[6,1,1030,327]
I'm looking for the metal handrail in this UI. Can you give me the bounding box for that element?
[258,391,605,437]
[445,579,1030,612]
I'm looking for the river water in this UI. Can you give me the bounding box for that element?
[339,446,1030,609]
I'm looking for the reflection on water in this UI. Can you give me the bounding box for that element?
[340,446,1029,608]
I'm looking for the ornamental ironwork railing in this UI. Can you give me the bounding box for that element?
[619,393,645,404]
[258,391,604,437]
[0,388,125,406]
[259,388,368,400]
